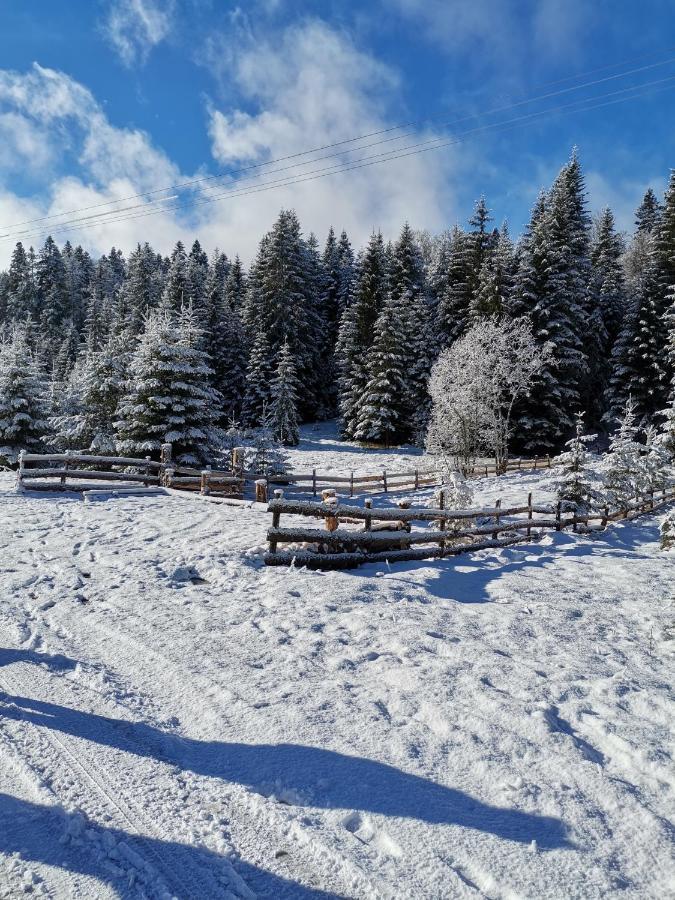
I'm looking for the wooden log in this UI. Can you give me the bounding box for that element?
[555,501,562,531]
[20,469,160,484]
[312,468,317,497]
[527,492,533,539]
[266,498,554,523]
[383,471,388,493]
[201,469,212,495]
[263,534,529,569]
[20,452,163,469]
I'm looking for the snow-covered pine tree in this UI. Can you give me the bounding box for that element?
[117,242,164,336]
[336,231,388,438]
[466,196,496,303]
[160,241,188,311]
[552,411,599,512]
[270,338,300,446]
[51,333,128,452]
[242,210,320,419]
[635,187,663,234]
[388,222,432,438]
[353,289,409,445]
[512,151,591,452]
[470,223,515,320]
[590,209,626,373]
[241,328,274,427]
[185,240,209,327]
[599,398,646,510]
[436,225,472,346]
[5,242,37,323]
[36,236,68,355]
[643,424,671,493]
[115,307,221,465]
[0,325,48,466]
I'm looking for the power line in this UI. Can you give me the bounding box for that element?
[2,48,675,235]
[3,73,672,248]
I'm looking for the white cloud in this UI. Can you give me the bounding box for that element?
[0,22,460,268]
[102,0,175,67]
[387,0,589,65]
[202,20,457,259]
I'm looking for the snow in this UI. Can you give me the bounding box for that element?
[1,430,674,898]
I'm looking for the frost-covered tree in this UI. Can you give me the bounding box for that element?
[427,317,552,472]
[635,187,663,234]
[0,325,48,466]
[161,241,188,311]
[5,242,37,323]
[115,307,221,465]
[270,339,300,446]
[552,411,599,512]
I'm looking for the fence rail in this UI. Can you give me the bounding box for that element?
[264,484,675,569]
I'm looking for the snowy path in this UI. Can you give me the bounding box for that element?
[1,470,674,898]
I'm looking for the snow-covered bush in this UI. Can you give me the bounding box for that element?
[249,406,288,477]
[426,317,552,473]
[432,470,474,531]
[598,398,648,510]
[0,325,48,467]
[661,510,675,550]
[552,411,599,512]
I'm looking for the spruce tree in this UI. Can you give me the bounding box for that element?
[552,411,598,512]
[0,325,48,466]
[115,307,221,465]
[354,292,409,445]
[437,225,471,346]
[635,187,663,234]
[241,328,274,427]
[270,339,300,446]
[6,242,37,322]
[336,231,388,438]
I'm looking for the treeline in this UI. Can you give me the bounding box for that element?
[0,149,674,465]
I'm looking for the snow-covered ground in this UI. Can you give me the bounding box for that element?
[1,435,674,898]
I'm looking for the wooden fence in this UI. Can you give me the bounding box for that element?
[17,446,244,497]
[265,455,551,498]
[264,483,675,569]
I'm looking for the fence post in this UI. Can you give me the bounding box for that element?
[61,450,70,486]
[547,454,551,469]
[322,489,339,532]
[555,501,562,531]
[164,465,175,488]
[527,492,532,539]
[269,489,283,554]
[160,443,172,485]
[518,458,522,470]
[414,469,419,490]
[438,489,446,554]
[649,489,654,511]
[350,471,354,498]
[255,479,268,503]
[492,498,501,540]
[201,469,212,496]
[312,468,317,498]
[383,471,388,493]
[144,455,152,487]
[17,450,25,488]
[232,447,245,475]
[364,498,372,532]
[601,505,609,528]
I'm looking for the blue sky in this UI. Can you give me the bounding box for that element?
[0,0,673,265]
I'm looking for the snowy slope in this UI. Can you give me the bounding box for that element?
[1,457,674,898]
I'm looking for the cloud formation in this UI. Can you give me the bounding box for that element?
[0,21,459,267]
[102,0,175,67]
